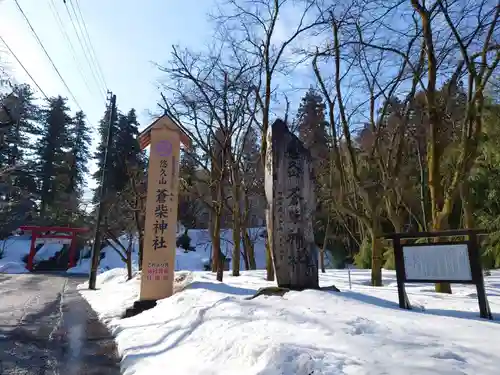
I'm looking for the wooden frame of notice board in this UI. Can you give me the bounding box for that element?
[381,229,493,320]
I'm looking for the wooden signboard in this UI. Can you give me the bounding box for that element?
[383,229,493,320]
[137,115,190,302]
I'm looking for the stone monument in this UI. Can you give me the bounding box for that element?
[264,119,319,290]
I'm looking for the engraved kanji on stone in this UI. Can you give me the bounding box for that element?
[156,188,169,203]
[287,232,305,248]
[153,236,167,250]
[287,187,301,206]
[287,159,301,178]
[160,160,168,168]
[154,219,168,234]
[155,204,169,219]
[158,172,168,185]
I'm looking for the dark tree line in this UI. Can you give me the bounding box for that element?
[0,83,145,247]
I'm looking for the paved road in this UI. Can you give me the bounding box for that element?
[0,273,121,374]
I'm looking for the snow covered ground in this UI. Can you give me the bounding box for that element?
[79,268,500,375]
[4,226,500,373]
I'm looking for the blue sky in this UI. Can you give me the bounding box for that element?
[0,0,217,125]
[0,0,217,196]
[1,0,333,201]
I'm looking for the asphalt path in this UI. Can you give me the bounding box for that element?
[0,273,121,374]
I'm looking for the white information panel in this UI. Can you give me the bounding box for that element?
[402,244,472,281]
[35,238,72,245]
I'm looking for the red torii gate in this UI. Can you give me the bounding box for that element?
[19,226,89,271]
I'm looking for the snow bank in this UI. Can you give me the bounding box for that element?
[80,269,500,375]
[33,243,63,262]
[0,260,29,274]
[0,237,31,273]
[184,227,269,270]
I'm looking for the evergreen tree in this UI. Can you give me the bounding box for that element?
[178,146,199,228]
[93,102,119,202]
[36,96,72,219]
[51,110,92,223]
[241,125,261,188]
[297,87,329,163]
[112,109,143,192]
[68,111,92,196]
[0,84,39,197]
[295,88,331,261]
[0,85,39,235]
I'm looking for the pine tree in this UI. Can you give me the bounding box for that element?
[0,84,39,235]
[0,84,39,197]
[178,146,199,228]
[53,110,92,223]
[93,103,119,202]
[68,111,91,196]
[297,87,329,163]
[36,96,72,219]
[112,109,143,192]
[295,88,331,264]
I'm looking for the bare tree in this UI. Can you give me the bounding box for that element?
[409,0,499,293]
[157,44,257,280]
[310,1,424,285]
[213,0,330,281]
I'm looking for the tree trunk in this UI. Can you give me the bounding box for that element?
[126,248,132,281]
[460,182,474,229]
[433,212,453,294]
[231,166,241,276]
[370,221,383,287]
[241,192,256,269]
[232,201,241,276]
[416,143,429,231]
[211,211,222,279]
[320,215,331,273]
[138,232,144,271]
[265,240,274,281]
[243,230,256,269]
[385,198,404,233]
[240,226,250,271]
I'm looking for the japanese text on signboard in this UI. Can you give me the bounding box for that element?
[146,262,169,281]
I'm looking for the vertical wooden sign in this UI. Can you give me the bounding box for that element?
[139,122,181,301]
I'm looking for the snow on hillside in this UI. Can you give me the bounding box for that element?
[79,268,500,375]
[0,227,270,275]
[0,236,34,273]
[67,227,270,275]
[1,226,339,276]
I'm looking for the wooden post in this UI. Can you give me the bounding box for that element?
[392,236,411,310]
[264,119,318,290]
[137,115,191,304]
[468,232,492,320]
[27,230,38,271]
[68,232,77,269]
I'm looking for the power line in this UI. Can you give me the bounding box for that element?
[63,0,106,101]
[72,0,108,91]
[0,35,49,100]
[47,0,95,100]
[14,0,84,111]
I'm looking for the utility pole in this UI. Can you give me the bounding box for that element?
[88,92,116,290]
